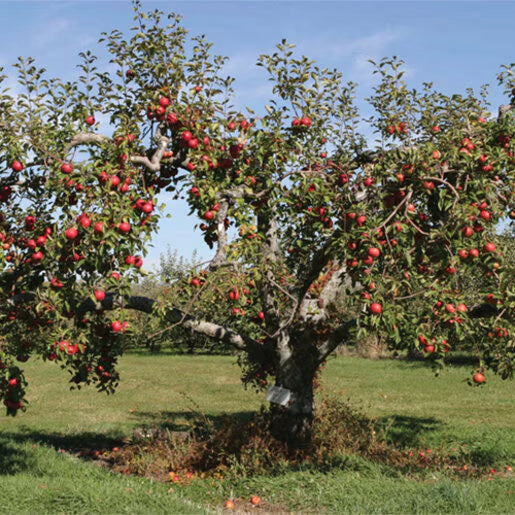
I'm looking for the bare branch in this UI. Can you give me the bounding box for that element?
[64,132,107,156]
[8,291,264,356]
[498,104,513,121]
[373,190,412,232]
[317,318,357,361]
[130,130,170,172]
[422,176,460,208]
[258,211,282,327]
[208,199,230,270]
[208,185,249,271]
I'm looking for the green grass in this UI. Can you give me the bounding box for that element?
[1,353,514,513]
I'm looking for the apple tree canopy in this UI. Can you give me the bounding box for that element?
[0,3,513,443]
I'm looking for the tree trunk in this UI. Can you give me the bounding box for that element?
[269,331,318,450]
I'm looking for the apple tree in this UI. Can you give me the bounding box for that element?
[0,3,513,446]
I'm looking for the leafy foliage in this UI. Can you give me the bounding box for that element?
[0,1,513,423]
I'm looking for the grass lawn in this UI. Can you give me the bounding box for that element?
[1,352,514,513]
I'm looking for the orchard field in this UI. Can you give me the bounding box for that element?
[0,2,514,513]
[0,352,514,514]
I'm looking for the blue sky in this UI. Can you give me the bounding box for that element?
[1,1,514,270]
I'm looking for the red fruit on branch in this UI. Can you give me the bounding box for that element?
[111,320,123,332]
[61,163,73,174]
[65,228,79,240]
[94,290,106,302]
[11,160,23,172]
[118,222,131,234]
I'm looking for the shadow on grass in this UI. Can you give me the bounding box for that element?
[0,436,32,475]
[376,415,442,448]
[0,410,254,463]
[1,410,506,476]
[130,409,256,434]
[399,353,481,368]
[4,430,124,451]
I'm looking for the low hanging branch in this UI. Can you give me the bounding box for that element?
[7,291,264,356]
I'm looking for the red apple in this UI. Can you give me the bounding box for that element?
[61,163,73,174]
[473,372,485,384]
[250,495,261,506]
[462,226,474,238]
[11,160,23,172]
[445,304,456,313]
[94,290,106,302]
[484,242,496,252]
[479,210,491,221]
[111,320,123,332]
[370,302,382,314]
[85,115,95,125]
[79,215,91,229]
[118,222,131,234]
[65,227,79,240]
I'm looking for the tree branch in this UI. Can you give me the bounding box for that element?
[8,291,264,357]
[498,104,513,121]
[208,185,248,271]
[317,318,357,361]
[64,132,107,155]
[130,128,170,172]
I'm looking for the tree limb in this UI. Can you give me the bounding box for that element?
[130,128,170,172]
[498,104,513,121]
[317,318,357,361]
[64,133,107,155]
[8,291,264,357]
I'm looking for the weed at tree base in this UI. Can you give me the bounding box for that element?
[86,397,511,483]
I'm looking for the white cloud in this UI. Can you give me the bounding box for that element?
[325,29,403,59]
[32,17,72,47]
[295,28,409,85]
[222,51,262,78]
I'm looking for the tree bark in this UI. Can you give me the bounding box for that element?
[269,331,318,450]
